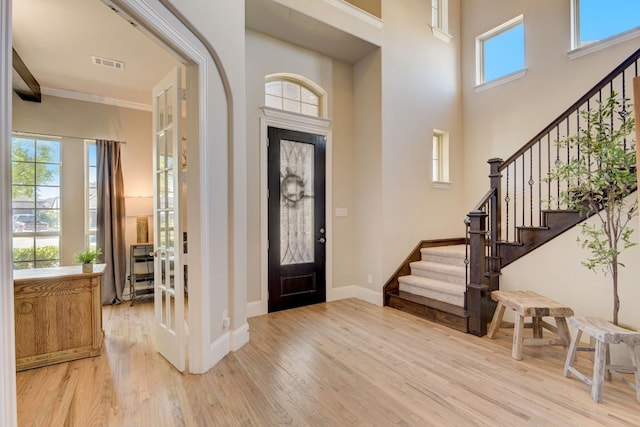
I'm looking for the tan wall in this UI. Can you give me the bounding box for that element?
[461,0,640,328]
[12,93,152,279]
[353,48,383,291]
[245,30,356,303]
[379,0,465,281]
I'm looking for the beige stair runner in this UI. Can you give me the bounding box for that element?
[398,245,466,307]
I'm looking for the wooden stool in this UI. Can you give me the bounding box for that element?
[563,316,640,403]
[487,290,574,360]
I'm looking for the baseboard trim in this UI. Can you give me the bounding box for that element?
[200,332,230,374]
[247,300,266,318]
[328,285,383,306]
[353,286,383,306]
[230,322,250,351]
[246,286,383,320]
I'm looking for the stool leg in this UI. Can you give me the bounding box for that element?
[555,317,571,350]
[513,314,525,360]
[592,340,607,403]
[487,302,506,339]
[533,316,542,339]
[629,344,640,403]
[564,329,582,377]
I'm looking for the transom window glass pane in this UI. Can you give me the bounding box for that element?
[266,81,282,96]
[282,81,301,101]
[264,78,322,118]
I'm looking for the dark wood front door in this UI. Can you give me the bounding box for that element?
[268,127,326,312]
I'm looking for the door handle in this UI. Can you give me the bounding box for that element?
[317,237,326,244]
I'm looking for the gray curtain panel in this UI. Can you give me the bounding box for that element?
[96,140,126,304]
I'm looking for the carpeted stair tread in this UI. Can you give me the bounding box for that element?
[420,245,466,266]
[399,275,465,307]
[409,261,465,284]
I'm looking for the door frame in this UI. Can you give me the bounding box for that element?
[256,107,332,317]
[108,0,243,373]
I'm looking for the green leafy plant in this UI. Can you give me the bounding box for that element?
[548,92,637,325]
[74,247,102,264]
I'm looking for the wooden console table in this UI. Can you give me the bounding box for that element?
[14,264,105,371]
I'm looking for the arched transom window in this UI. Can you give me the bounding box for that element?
[265,76,323,118]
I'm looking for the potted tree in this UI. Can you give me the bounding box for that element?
[74,247,103,273]
[549,92,637,327]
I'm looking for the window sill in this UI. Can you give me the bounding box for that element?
[431,27,452,43]
[474,69,527,93]
[568,27,640,60]
[432,181,451,190]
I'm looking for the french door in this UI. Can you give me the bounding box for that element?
[152,67,185,371]
[268,127,326,312]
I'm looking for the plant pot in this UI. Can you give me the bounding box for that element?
[82,263,93,273]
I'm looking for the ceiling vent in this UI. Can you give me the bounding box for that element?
[91,55,125,71]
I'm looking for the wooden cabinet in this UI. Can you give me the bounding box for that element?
[13,264,105,371]
[129,243,154,304]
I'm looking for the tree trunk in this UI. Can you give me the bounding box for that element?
[612,254,619,326]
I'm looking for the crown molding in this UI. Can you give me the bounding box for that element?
[41,87,152,111]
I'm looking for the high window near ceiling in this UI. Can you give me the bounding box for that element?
[431,0,451,42]
[11,136,61,269]
[571,0,640,52]
[476,15,525,87]
[265,76,324,118]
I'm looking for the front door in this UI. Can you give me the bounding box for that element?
[268,127,326,312]
[152,66,186,371]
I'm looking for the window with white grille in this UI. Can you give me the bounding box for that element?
[265,78,322,118]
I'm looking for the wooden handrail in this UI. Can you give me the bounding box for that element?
[500,48,640,170]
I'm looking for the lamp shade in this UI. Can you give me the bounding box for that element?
[126,196,153,217]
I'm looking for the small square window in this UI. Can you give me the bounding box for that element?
[476,15,525,85]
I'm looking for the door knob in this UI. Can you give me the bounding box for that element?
[317,237,326,244]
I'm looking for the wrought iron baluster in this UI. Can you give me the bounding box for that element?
[538,138,542,225]
[513,160,517,240]
[529,146,534,226]
[547,133,551,211]
[521,154,525,229]
[505,167,510,242]
[556,125,560,209]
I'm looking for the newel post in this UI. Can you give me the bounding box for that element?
[467,210,488,336]
[488,158,503,277]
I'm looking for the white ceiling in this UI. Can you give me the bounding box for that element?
[12,0,179,108]
[12,0,378,109]
[245,0,379,64]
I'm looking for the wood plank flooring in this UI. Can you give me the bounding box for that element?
[16,298,640,426]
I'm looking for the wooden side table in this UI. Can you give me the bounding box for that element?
[487,290,574,360]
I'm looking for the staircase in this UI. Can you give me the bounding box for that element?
[384,48,640,336]
[385,240,469,333]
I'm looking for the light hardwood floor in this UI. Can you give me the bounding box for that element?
[16,298,640,426]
